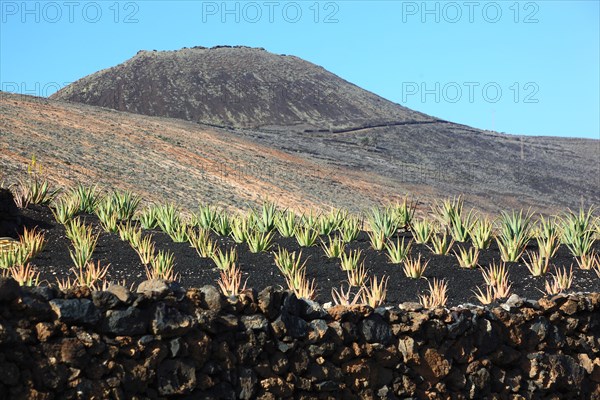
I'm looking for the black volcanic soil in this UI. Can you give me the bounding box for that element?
[19,204,600,308]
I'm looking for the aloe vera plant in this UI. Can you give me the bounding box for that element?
[561,207,596,257]
[301,211,318,230]
[155,203,182,234]
[13,156,59,207]
[247,230,274,253]
[367,230,386,251]
[111,190,141,220]
[453,246,479,269]
[428,231,455,255]
[212,213,232,236]
[496,209,533,262]
[340,249,363,271]
[403,253,428,279]
[51,196,79,224]
[431,196,463,228]
[230,215,250,243]
[316,214,336,236]
[295,226,319,247]
[147,250,177,281]
[367,206,397,238]
[448,209,475,243]
[211,247,237,270]
[138,205,160,229]
[95,196,120,232]
[273,247,307,278]
[321,235,345,259]
[393,197,416,231]
[385,237,412,264]
[196,204,217,230]
[275,210,297,237]
[411,219,433,244]
[188,228,216,258]
[254,201,277,233]
[339,216,361,243]
[469,217,493,250]
[69,183,99,213]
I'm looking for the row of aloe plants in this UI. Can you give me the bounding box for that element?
[2,163,600,306]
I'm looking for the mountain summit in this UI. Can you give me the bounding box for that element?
[51,45,432,130]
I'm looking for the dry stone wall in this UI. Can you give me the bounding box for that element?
[0,277,599,399]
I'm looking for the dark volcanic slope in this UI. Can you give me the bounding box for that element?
[242,123,600,212]
[51,46,432,130]
[18,45,600,212]
[2,92,598,215]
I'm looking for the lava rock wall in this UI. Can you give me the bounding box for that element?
[0,277,599,399]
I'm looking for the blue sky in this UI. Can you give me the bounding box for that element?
[1,0,599,139]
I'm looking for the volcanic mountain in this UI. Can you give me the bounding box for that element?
[2,46,597,213]
[51,45,432,131]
